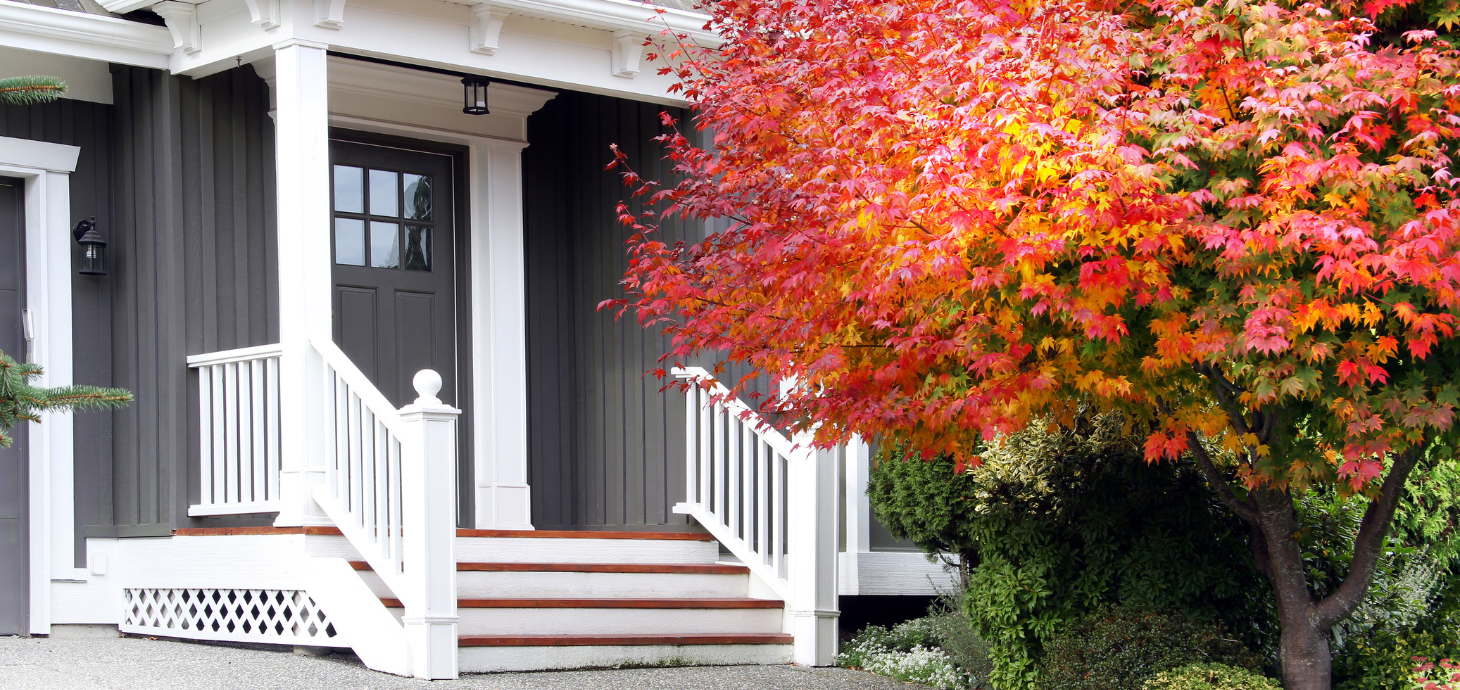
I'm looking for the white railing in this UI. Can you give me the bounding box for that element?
[671,367,839,666]
[187,344,284,516]
[311,338,408,592]
[308,337,460,679]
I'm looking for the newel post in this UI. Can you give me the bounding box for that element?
[786,438,840,665]
[398,370,460,679]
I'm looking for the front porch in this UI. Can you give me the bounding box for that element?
[0,0,956,677]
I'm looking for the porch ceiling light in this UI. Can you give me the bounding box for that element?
[462,76,490,115]
[72,217,107,276]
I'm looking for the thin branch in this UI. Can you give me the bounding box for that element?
[1312,443,1424,629]
[1186,430,1259,522]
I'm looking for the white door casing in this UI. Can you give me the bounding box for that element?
[0,135,81,634]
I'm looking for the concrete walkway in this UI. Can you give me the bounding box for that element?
[0,636,924,690]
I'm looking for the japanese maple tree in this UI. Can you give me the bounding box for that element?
[608,0,1460,688]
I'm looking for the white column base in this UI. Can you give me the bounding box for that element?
[475,483,533,530]
[404,617,459,679]
[788,609,839,666]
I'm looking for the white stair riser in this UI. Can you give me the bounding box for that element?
[454,538,721,564]
[306,535,721,564]
[389,607,784,635]
[358,570,748,599]
[458,643,793,672]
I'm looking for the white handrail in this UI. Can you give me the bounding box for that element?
[188,344,284,517]
[308,337,409,602]
[670,367,805,596]
[671,366,839,665]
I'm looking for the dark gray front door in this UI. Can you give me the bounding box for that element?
[0,177,26,634]
[329,140,458,408]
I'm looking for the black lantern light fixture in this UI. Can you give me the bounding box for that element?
[72,217,107,276]
[462,75,490,115]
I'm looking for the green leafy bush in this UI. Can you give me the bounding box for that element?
[1142,663,1281,690]
[869,411,1273,689]
[1042,606,1262,690]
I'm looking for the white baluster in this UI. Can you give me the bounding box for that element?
[398,369,460,680]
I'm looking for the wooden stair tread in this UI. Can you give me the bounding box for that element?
[381,597,783,609]
[459,633,793,647]
[349,561,748,575]
[174,527,713,541]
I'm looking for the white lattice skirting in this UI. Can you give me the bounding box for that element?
[121,588,347,647]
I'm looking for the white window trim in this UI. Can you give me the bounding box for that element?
[0,135,83,635]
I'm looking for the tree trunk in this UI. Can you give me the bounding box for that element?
[1249,486,1333,690]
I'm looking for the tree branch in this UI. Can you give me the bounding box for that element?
[1186,430,1259,523]
[1312,443,1424,630]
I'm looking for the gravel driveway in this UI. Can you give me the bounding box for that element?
[0,636,923,690]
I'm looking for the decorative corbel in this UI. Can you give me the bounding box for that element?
[611,30,646,79]
[314,0,347,29]
[152,1,201,54]
[469,2,510,56]
[243,0,281,30]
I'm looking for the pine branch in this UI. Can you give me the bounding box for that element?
[0,76,68,106]
[0,351,131,448]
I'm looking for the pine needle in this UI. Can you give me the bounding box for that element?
[0,351,131,447]
[0,76,68,106]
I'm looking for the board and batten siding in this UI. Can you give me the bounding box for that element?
[106,64,279,536]
[0,98,113,566]
[523,91,705,532]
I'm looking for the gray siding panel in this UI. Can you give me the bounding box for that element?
[523,91,699,532]
[0,97,116,565]
[109,65,278,534]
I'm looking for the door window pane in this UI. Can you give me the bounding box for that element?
[333,166,363,213]
[404,226,431,272]
[404,174,432,220]
[371,222,400,269]
[369,170,399,217]
[335,218,365,266]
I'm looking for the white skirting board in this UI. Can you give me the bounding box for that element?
[459,644,794,672]
[838,551,960,596]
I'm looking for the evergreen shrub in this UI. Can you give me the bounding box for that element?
[1042,606,1262,690]
[1142,663,1281,690]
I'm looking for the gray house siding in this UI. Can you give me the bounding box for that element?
[106,64,278,537]
[523,91,700,532]
[0,97,115,566]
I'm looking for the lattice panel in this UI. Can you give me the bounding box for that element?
[121,588,347,647]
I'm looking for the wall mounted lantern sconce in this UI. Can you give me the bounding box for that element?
[72,217,107,276]
[462,75,490,115]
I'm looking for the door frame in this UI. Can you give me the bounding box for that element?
[327,128,477,527]
[0,136,83,635]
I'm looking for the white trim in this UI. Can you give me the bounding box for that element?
[0,1,173,69]
[0,136,82,635]
[185,342,286,367]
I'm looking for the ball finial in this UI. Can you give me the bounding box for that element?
[412,369,443,404]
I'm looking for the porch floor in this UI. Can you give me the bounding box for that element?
[0,636,919,690]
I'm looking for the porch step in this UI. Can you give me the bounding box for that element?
[383,598,785,636]
[352,562,752,598]
[457,637,794,672]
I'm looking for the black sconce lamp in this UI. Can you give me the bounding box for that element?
[72,217,107,276]
[462,75,490,115]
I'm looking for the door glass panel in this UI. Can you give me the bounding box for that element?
[369,170,399,217]
[403,174,432,220]
[333,165,363,213]
[404,226,431,271]
[335,218,366,266]
[371,221,400,269]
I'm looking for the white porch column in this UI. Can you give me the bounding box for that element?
[470,138,533,529]
[839,436,872,596]
[787,443,841,665]
[271,38,333,527]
